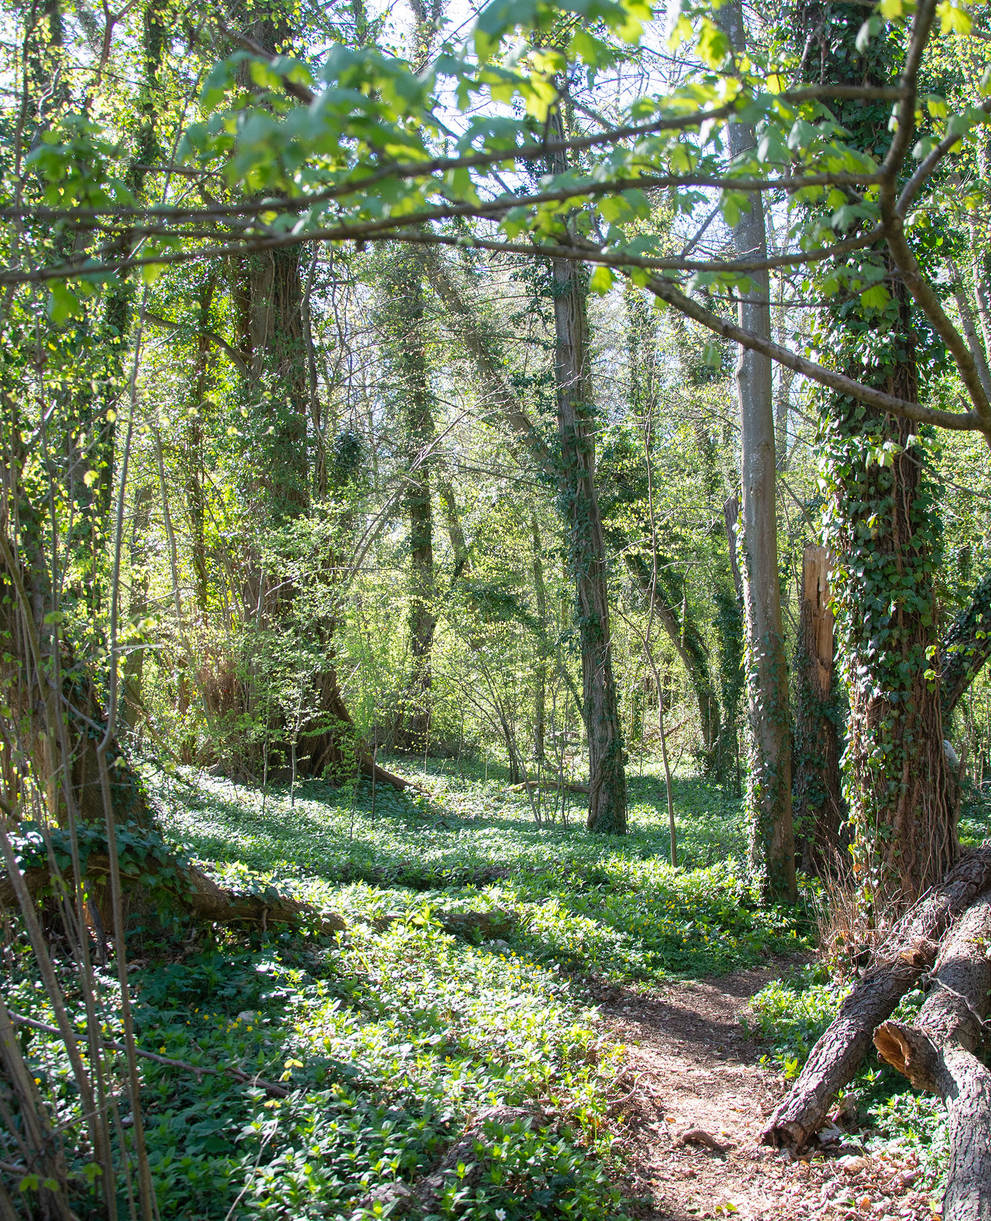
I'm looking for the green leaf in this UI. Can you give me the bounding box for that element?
[47,281,82,325]
[697,19,730,68]
[860,284,890,311]
[589,265,615,295]
[937,0,972,34]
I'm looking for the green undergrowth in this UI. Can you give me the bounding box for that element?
[158,762,810,981]
[746,964,948,1199]
[9,760,813,1219]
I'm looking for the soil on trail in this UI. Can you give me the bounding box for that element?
[597,964,933,1221]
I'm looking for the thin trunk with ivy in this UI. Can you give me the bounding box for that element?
[716,0,796,902]
[380,248,437,751]
[550,239,627,833]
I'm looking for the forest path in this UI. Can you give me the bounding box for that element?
[596,965,930,1221]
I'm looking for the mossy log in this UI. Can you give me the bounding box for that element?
[874,892,991,1221]
[0,853,346,937]
[762,844,991,1151]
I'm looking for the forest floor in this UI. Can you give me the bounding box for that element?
[7,759,959,1218]
[599,966,932,1221]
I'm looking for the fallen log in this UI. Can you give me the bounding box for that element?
[362,755,426,794]
[509,778,590,795]
[0,851,346,937]
[762,843,991,1151]
[874,892,991,1221]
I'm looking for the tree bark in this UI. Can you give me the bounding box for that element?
[424,236,625,830]
[624,551,720,769]
[186,273,217,616]
[875,892,991,1221]
[550,245,627,833]
[829,373,957,908]
[531,512,548,763]
[0,848,347,938]
[546,105,626,834]
[802,0,956,913]
[122,483,153,732]
[763,842,991,1150]
[380,248,437,751]
[715,0,795,901]
[792,545,845,875]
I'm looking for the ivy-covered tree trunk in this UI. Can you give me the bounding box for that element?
[379,248,437,752]
[186,272,217,617]
[825,370,956,909]
[424,232,625,830]
[792,545,846,875]
[225,241,309,769]
[715,0,796,902]
[531,512,548,763]
[808,1,957,911]
[122,483,154,733]
[550,245,627,834]
[1,0,165,835]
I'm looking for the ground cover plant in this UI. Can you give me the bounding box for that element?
[4,761,812,1219]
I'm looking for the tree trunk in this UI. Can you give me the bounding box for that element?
[437,476,469,576]
[218,7,382,786]
[715,0,795,901]
[624,551,720,770]
[792,545,845,875]
[826,376,957,909]
[875,893,991,1221]
[531,512,548,763]
[89,0,166,527]
[763,842,991,1150]
[802,0,956,913]
[380,249,437,751]
[122,483,153,732]
[941,569,991,722]
[550,245,627,833]
[0,845,347,938]
[186,273,217,616]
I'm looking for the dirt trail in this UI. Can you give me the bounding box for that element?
[597,965,933,1221]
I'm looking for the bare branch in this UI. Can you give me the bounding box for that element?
[640,269,987,433]
[897,98,991,216]
[883,212,991,430]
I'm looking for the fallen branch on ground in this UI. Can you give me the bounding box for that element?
[509,778,590,795]
[0,851,347,937]
[763,843,991,1151]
